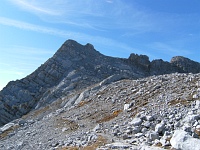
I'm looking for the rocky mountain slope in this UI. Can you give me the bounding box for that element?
[0,39,199,127]
[0,39,200,149]
[0,73,200,150]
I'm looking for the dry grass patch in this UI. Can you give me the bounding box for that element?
[55,117,79,132]
[0,125,19,140]
[22,105,50,119]
[78,100,91,107]
[33,105,50,116]
[168,99,189,106]
[82,135,107,150]
[96,110,122,123]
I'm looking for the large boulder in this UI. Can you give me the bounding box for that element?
[170,130,200,150]
[130,118,143,126]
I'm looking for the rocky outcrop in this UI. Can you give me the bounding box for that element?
[0,39,199,126]
[127,53,150,74]
[171,56,200,73]
[150,59,184,75]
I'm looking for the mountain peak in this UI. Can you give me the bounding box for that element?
[0,39,200,126]
[54,39,98,59]
[63,39,94,50]
[63,39,79,46]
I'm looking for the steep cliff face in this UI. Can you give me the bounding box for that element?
[127,53,150,76]
[0,39,199,126]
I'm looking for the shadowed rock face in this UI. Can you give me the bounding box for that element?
[0,39,199,126]
[171,56,200,73]
[150,59,184,75]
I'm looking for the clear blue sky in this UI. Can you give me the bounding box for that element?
[0,0,200,90]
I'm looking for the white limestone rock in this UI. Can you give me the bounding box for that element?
[193,94,199,99]
[140,146,165,150]
[106,142,132,149]
[124,104,130,111]
[170,130,200,150]
[195,100,200,109]
[146,115,154,121]
[182,114,200,124]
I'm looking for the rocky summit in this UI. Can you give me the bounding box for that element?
[0,39,200,150]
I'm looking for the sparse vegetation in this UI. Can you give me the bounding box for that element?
[55,117,79,132]
[96,110,122,123]
[168,99,189,106]
[78,100,91,107]
[0,125,19,140]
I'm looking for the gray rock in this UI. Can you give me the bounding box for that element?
[143,121,151,128]
[182,124,192,133]
[146,116,154,122]
[140,146,165,150]
[135,132,144,138]
[130,118,142,126]
[155,122,165,134]
[122,134,130,140]
[148,132,159,141]
[141,127,148,133]
[132,126,141,134]
[174,121,181,128]
[18,119,26,126]
[113,129,120,136]
[124,129,132,134]
[160,135,171,147]
[93,124,100,132]
[183,114,200,124]
[106,142,132,149]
